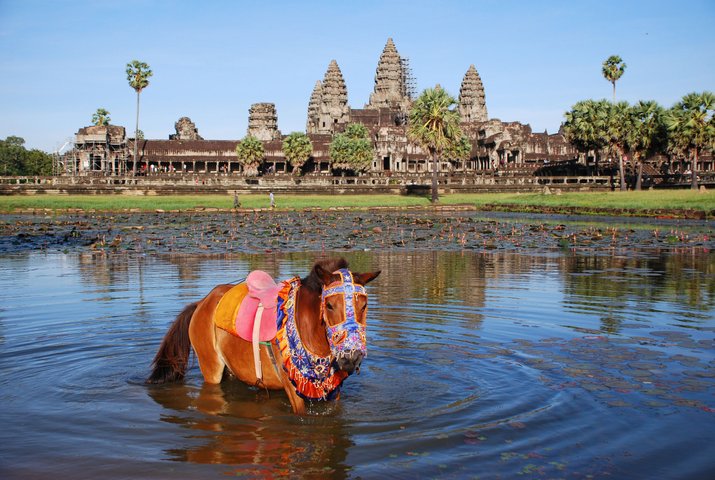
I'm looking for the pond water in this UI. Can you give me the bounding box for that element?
[0,249,714,479]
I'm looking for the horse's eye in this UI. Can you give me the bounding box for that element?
[326,302,334,311]
[361,304,367,312]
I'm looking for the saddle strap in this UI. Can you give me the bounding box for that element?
[253,303,264,381]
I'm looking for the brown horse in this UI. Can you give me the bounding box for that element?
[147,258,380,414]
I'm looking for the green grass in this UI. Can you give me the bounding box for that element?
[0,190,713,214]
[441,191,715,212]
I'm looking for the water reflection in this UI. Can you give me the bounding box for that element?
[70,249,715,337]
[147,382,352,477]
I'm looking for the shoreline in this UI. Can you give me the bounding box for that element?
[4,203,711,220]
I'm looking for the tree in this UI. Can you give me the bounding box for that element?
[126,60,153,176]
[235,135,265,176]
[627,100,667,190]
[665,91,715,190]
[0,136,53,176]
[91,108,111,126]
[445,134,472,171]
[328,123,374,174]
[408,86,462,202]
[604,101,633,191]
[563,99,610,173]
[602,55,626,102]
[282,132,313,175]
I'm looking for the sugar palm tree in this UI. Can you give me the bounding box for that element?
[282,132,313,175]
[602,55,626,102]
[604,101,632,191]
[627,100,666,190]
[91,108,111,126]
[408,86,462,202]
[563,99,609,173]
[126,60,153,175]
[665,91,715,190]
[235,135,265,176]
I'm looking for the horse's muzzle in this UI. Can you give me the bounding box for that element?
[335,349,364,375]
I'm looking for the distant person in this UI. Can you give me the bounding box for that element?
[269,191,275,209]
[233,192,240,209]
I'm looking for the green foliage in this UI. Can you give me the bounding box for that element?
[627,100,667,190]
[408,86,464,202]
[665,91,715,189]
[602,55,626,101]
[445,135,473,167]
[329,123,374,173]
[0,136,53,175]
[91,108,111,126]
[563,99,610,155]
[408,87,462,155]
[282,132,313,174]
[235,135,265,176]
[126,60,152,92]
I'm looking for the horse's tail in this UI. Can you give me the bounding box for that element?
[146,302,198,384]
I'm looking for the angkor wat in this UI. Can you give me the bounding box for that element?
[69,38,579,176]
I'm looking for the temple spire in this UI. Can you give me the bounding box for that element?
[306,60,349,134]
[458,64,488,123]
[368,37,408,109]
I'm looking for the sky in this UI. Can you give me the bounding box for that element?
[1,0,713,153]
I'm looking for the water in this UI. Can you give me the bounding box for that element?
[0,250,713,479]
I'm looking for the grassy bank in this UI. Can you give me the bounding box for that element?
[0,190,713,216]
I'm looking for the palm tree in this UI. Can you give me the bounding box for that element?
[562,99,609,173]
[126,60,153,175]
[604,101,632,191]
[282,132,313,175]
[235,135,265,176]
[665,91,715,190]
[602,55,626,102]
[627,100,666,190]
[91,108,111,126]
[408,86,462,202]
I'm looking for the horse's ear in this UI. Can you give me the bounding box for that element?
[353,270,381,286]
[315,263,338,286]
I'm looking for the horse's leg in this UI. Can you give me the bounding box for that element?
[189,285,233,384]
[270,342,307,414]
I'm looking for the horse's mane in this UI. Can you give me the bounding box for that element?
[302,258,349,292]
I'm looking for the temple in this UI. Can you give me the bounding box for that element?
[68,37,579,176]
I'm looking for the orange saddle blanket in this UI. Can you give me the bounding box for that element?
[214,270,281,342]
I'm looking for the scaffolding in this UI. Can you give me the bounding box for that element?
[401,57,417,100]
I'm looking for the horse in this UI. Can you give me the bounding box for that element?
[147,258,380,414]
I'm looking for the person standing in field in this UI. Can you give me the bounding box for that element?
[269,191,275,209]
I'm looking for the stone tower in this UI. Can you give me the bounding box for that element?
[367,38,409,110]
[306,81,323,133]
[458,64,488,123]
[307,60,350,135]
[247,102,281,141]
[170,117,203,140]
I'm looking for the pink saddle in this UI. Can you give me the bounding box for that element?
[236,270,281,342]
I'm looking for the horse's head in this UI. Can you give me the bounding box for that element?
[315,263,380,375]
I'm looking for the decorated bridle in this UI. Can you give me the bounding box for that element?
[275,269,370,401]
[321,269,368,360]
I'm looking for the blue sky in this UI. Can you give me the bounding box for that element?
[1,0,713,152]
